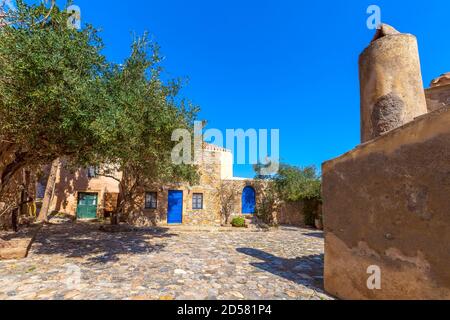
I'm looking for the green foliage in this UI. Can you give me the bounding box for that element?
[0,1,199,205]
[218,182,237,225]
[89,34,199,186]
[274,164,321,201]
[254,184,277,226]
[231,216,246,228]
[254,163,322,227]
[0,1,107,164]
[255,164,321,202]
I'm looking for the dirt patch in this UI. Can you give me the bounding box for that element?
[0,225,41,260]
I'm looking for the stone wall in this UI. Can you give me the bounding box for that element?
[125,145,224,226]
[221,179,265,220]
[426,84,450,112]
[126,183,222,227]
[45,144,262,226]
[276,201,307,227]
[47,145,273,227]
[125,179,268,227]
[322,106,450,300]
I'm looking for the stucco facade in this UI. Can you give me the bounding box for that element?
[49,162,121,218]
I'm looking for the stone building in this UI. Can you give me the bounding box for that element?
[48,144,264,227]
[425,73,450,112]
[47,161,122,220]
[323,24,450,299]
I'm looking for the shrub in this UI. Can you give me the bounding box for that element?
[231,216,246,228]
[255,184,278,226]
[218,182,237,225]
[254,163,322,228]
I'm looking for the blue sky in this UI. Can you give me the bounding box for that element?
[70,0,449,178]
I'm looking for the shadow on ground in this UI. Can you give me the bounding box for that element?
[237,248,325,293]
[303,232,324,239]
[31,221,177,264]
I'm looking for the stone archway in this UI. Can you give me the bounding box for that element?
[242,186,256,214]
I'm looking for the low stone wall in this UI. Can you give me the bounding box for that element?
[322,106,450,300]
[0,225,41,260]
[277,201,306,227]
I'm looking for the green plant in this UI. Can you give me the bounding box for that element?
[254,163,321,202]
[231,216,246,228]
[218,182,237,225]
[254,183,278,226]
[254,163,322,227]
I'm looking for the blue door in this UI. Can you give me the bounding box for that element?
[168,190,183,224]
[242,186,256,214]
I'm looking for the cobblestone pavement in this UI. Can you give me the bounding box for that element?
[0,222,332,300]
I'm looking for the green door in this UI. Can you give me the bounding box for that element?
[77,193,98,219]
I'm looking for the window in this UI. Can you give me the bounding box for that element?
[192,193,203,210]
[145,192,158,209]
[36,181,46,200]
[87,166,98,178]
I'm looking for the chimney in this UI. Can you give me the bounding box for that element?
[359,24,428,143]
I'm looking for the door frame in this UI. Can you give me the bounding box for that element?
[76,191,99,220]
[242,186,256,215]
[167,190,183,225]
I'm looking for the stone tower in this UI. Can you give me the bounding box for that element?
[359,24,428,143]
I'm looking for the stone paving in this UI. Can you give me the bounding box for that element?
[0,221,332,300]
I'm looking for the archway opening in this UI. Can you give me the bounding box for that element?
[242,186,256,214]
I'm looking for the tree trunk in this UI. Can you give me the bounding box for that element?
[112,171,139,225]
[0,144,28,199]
[38,158,60,222]
[11,207,18,232]
[112,178,129,225]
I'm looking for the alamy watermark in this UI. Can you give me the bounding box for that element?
[65,264,82,290]
[366,5,381,30]
[0,1,81,29]
[172,122,280,175]
[367,265,382,290]
[67,4,81,30]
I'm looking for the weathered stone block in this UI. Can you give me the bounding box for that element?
[359,24,428,142]
[426,84,450,112]
[322,106,450,299]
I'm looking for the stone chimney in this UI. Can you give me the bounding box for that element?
[359,24,428,143]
